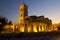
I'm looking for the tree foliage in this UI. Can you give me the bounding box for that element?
[0,16,12,32]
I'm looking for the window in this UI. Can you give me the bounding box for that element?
[31,25,33,27]
[25,24,27,27]
[31,25,33,32]
[24,8,27,10]
[20,9,23,11]
[20,14,22,17]
[37,26,39,32]
[40,25,42,30]
[24,8,27,12]
[25,13,27,16]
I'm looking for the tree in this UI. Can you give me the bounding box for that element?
[0,16,8,25]
[0,16,12,32]
[8,21,12,25]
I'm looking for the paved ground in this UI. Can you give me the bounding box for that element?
[0,32,60,40]
[0,35,60,40]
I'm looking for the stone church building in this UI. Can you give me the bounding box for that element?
[19,3,47,32]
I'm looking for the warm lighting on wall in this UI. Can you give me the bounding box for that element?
[42,26,44,31]
[27,27,31,32]
[20,26,24,32]
[38,27,41,32]
[48,30,51,32]
[33,26,38,32]
[55,28,58,31]
[10,26,14,32]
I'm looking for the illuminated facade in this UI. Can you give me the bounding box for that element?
[3,3,60,33]
[19,3,47,32]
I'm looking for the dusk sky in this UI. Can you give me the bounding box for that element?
[0,0,60,24]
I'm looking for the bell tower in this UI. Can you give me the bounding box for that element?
[19,3,28,26]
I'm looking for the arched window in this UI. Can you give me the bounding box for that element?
[20,9,23,11]
[40,25,42,31]
[58,27,60,30]
[31,25,33,32]
[25,24,27,27]
[20,14,23,17]
[37,26,39,32]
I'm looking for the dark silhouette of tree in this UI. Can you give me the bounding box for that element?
[0,16,12,32]
[8,21,12,25]
[0,17,8,24]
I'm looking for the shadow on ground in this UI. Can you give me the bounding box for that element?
[0,32,60,40]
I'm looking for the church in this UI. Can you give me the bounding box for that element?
[2,3,59,33]
[19,3,48,32]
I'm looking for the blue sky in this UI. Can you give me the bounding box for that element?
[0,0,60,24]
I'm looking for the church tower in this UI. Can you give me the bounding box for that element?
[19,3,28,26]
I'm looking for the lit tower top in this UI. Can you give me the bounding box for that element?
[19,3,28,25]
